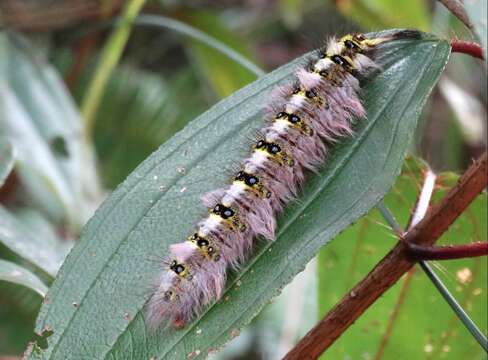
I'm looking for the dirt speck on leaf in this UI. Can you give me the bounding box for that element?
[230,328,240,339]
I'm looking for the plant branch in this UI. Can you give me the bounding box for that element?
[407,164,487,350]
[451,40,485,60]
[407,241,488,260]
[438,0,473,30]
[283,152,487,360]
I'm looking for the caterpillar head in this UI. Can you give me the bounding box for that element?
[340,30,422,53]
[339,33,384,52]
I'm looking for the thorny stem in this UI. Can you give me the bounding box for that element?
[407,241,488,260]
[283,152,487,360]
[404,165,488,352]
[451,40,485,60]
[372,168,432,359]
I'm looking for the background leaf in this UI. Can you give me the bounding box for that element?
[0,282,45,354]
[464,0,487,62]
[91,66,207,188]
[27,31,450,359]
[0,259,48,297]
[318,158,487,359]
[0,206,72,277]
[177,10,260,98]
[0,33,101,230]
[337,0,430,31]
[278,0,305,29]
[0,137,15,187]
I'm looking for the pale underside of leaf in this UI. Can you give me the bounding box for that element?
[0,206,72,277]
[0,33,101,230]
[0,259,48,297]
[28,30,450,360]
[0,137,15,187]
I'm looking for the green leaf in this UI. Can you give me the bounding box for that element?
[0,281,42,354]
[318,158,487,359]
[28,31,450,359]
[134,14,265,79]
[0,33,101,230]
[0,206,72,277]
[0,136,15,187]
[0,259,48,297]
[92,67,208,188]
[179,10,260,97]
[464,0,487,63]
[338,0,430,31]
[69,55,209,188]
[278,0,305,29]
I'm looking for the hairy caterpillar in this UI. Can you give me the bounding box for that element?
[146,30,421,330]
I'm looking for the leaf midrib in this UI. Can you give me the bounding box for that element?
[182,43,436,359]
[45,67,297,359]
[125,41,435,360]
[37,36,450,360]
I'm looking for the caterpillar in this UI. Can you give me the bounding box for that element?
[146,29,421,330]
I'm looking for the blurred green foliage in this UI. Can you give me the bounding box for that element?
[318,158,487,359]
[178,10,259,97]
[88,65,207,188]
[337,0,430,31]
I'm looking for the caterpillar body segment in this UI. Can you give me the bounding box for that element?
[146,30,421,329]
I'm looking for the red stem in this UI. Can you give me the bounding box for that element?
[451,40,485,60]
[406,241,488,261]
